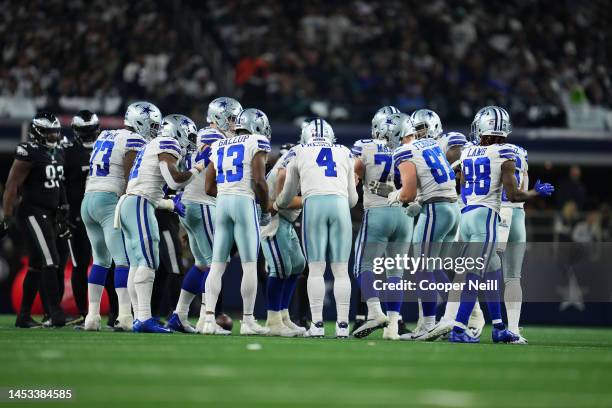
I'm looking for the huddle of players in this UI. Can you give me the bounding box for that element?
[2,97,554,343]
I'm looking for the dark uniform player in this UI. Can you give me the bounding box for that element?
[2,112,70,327]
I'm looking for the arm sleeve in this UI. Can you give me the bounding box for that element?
[447,132,467,147]
[124,135,146,152]
[347,161,358,208]
[276,160,300,208]
[392,147,413,169]
[159,160,195,190]
[498,146,517,161]
[156,138,182,159]
[254,135,271,154]
[14,144,33,162]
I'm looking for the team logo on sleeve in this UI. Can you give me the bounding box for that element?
[16,145,29,157]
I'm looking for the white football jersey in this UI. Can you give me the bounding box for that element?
[283,139,355,200]
[210,133,271,199]
[501,144,528,209]
[393,137,457,202]
[126,136,183,205]
[353,139,393,208]
[437,132,467,155]
[182,147,215,205]
[266,152,301,222]
[85,129,146,196]
[460,143,516,213]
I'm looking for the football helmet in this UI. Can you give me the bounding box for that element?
[124,101,162,140]
[471,106,512,143]
[235,108,271,139]
[300,118,335,143]
[377,113,415,150]
[410,109,443,139]
[206,97,242,135]
[71,110,100,148]
[371,106,400,138]
[160,114,197,153]
[29,111,61,148]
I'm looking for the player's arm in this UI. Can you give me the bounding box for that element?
[2,159,31,220]
[501,161,554,202]
[446,145,462,168]
[276,161,300,208]
[252,151,269,214]
[122,150,138,183]
[395,161,418,203]
[204,162,217,197]
[158,153,201,190]
[347,162,359,208]
[274,168,302,210]
[353,157,365,183]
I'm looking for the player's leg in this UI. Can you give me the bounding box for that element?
[504,208,527,343]
[280,221,307,334]
[203,196,235,334]
[71,218,91,321]
[233,197,268,335]
[301,196,328,337]
[328,196,353,339]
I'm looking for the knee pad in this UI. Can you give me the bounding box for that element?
[134,266,155,285]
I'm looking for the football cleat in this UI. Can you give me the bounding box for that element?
[407,320,453,341]
[449,328,480,343]
[113,315,134,332]
[14,315,42,329]
[352,315,388,339]
[382,326,400,341]
[468,304,486,338]
[304,321,325,338]
[133,318,172,334]
[166,313,197,333]
[492,326,520,343]
[83,314,101,331]
[213,324,232,335]
[266,321,298,337]
[511,335,528,345]
[282,316,306,336]
[336,321,350,339]
[351,318,365,335]
[240,319,270,336]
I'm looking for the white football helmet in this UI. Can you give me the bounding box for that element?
[371,106,400,138]
[235,108,271,139]
[160,114,197,153]
[124,101,162,140]
[377,113,415,150]
[410,109,442,139]
[471,106,512,143]
[300,118,335,143]
[206,97,242,135]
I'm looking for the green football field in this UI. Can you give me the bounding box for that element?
[1,315,612,408]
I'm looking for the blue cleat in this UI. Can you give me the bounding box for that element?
[132,319,142,332]
[134,318,172,334]
[449,328,480,343]
[492,326,520,343]
[166,313,196,333]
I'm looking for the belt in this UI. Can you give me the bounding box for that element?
[422,197,457,205]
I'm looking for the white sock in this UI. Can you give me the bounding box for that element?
[366,297,384,319]
[505,278,522,333]
[331,262,351,323]
[280,309,291,322]
[267,310,281,324]
[241,262,257,316]
[199,293,206,319]
[134,266,155,321]
[87,283,104,315]
[387,311,400,326]
[127,265,139,319]
[443,273,464,321]
[205,262,226,314]
[307,262,326,322]
[115,288,131,318]
[423,315,436,329]
[175,289,196,321]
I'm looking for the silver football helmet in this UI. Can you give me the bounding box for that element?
[471,106,512,143]
[371,106,400,138]
[160,114,197,153]
[410,109,443,139]
[300,118,335,143]
[206,97,242,135]
[377,113,415,150]
[124,101,162,140]
[235,108,271,139]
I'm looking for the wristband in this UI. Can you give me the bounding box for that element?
[157,199,174,211]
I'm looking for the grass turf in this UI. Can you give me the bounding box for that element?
[1,315,612,408]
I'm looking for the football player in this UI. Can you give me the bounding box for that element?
[81,102,160,331]
[118,114,201,333]
[2,112,68,327]
[201,109,272,335]
[276,119,358,338]
[351,111,413,340]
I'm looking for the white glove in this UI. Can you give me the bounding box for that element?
[259,212,272,227]
[404,201,422,217]
[368,180,395,198]
[387,190,402,206]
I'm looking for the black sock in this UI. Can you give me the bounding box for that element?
[41,266,62,315]
[105,265,118,319]
[71,264,88,316]
[20,268,41,317]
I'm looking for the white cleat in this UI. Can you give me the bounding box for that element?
[304,321,325,338]
[240,319,270,335]
[403,325,435,341]
[282,317,306,336]
[266,321,298,337]
[511,334,528,345]
[113,314,133,332]
[382,326,400,340]
[336,321,350,339]
[406,320,453,341]
[201,321,216,335]
[195,316,206,333]
[83,314,101,331]
[352,314,388,339]
[468,304,486,338]
[214,324,232,336]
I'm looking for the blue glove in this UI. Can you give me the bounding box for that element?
[172,193,186,217]
[534,180,555,197]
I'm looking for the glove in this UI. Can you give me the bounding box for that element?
[404,201,422,217]
[0,215,12,239]
[368,180,395,198]
[386,190,402,206]
[172,193,186,217]
[260,211,272,227]
[57,206,74,240]
[534,179,555,197]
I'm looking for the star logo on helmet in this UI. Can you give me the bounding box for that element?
[385,118,395,125]
[140,106,153,115]
[180,118,191,126]
[255,111,264,118]
[218,100,228,109]
[427,111,434,118]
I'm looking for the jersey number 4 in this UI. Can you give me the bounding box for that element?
[316,148,337,177]
[90,140,115,177]
[216,145,245,183]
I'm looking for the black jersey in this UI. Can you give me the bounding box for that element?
[15,142,65,211]
[61,138,92,217]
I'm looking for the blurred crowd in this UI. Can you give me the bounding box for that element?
[1,0,610,127]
